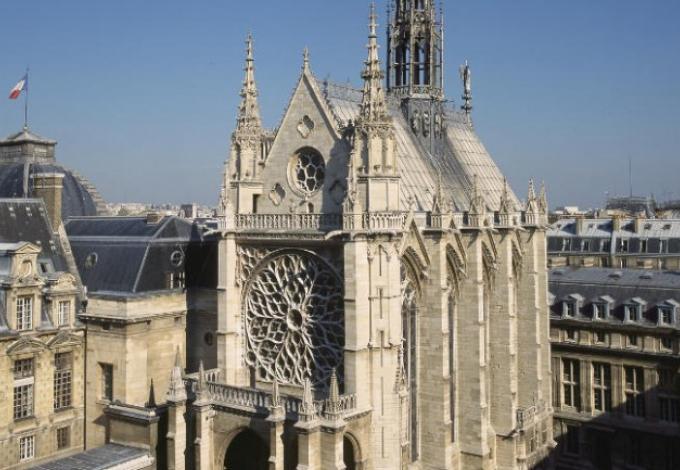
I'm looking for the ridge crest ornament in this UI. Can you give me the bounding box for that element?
[243,250,344,387]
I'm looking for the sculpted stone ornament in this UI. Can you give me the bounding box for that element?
[244,251,344,387]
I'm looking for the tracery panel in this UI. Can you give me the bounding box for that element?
[243,249,344,388]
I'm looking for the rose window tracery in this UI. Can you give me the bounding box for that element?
[244,250,343,387]
[290,149,325,195]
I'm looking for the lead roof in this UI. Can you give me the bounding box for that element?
[319,79,518,212]
[28,443,149,470]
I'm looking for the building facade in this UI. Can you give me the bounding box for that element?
[165,3,554,469]
[0,199,84,469]
[548,217,680,270]
[549,267,680,470]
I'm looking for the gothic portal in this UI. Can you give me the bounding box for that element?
[182,2,554,469]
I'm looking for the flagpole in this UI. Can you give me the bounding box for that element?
[24,67,29,129]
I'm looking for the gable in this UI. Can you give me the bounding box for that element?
[255,72,350,216]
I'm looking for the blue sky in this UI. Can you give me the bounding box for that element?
[1,0,678,208]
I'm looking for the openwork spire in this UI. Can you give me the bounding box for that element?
[360,3,388,122]
[460,60,473,124]
[524,179,541,226]
[235,33,262,134]
[166,347,186,402]
[299,377,316,422]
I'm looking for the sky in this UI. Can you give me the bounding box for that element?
[0,0,678,209]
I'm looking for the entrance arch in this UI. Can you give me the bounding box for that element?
[343,433,361,470]
[224,429,269,470]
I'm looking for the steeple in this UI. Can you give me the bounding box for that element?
[360,3,388,122]
[387,0,444,98]
[236,33,262,134]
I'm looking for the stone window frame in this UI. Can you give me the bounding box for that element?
[19,435,35,462]
[54,352,73,410]
[56,426,70,450]
[624,366,645,417]
[592,362,612,413]
[657,300,679,326]
[16,295,34,331]
[13,357,35,420]
[57,300,71,327]
[100,363,114,402]
[561,358,581,410]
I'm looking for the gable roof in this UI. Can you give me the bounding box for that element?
[318,78,519,212]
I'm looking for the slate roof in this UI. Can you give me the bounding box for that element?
[65,216,212,293]
[0,199,69,273]
[549,267,680,328]
[319,79,518,212]
[550,218,680,239]
[28,443,149,470]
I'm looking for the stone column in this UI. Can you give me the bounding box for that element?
[296,379,322,470]
[457,231,491,468]
[419,234,455,469]
[166,350,187,470]
[193,364,214,470]
[267,381,286,470]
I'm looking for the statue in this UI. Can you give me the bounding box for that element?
[459,60,472,95]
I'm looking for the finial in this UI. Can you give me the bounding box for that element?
[195,360,206,401]
[246,32,254,62]
[271,379,280,408]
[329,369,340,403]
[299,377,316,421]
[369,2,378,38]
[538,181,548,216]
[302,47,310,72]
[524,178,540,226]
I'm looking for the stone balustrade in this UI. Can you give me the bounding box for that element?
[183,376,358,420]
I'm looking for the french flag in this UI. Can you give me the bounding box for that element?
[9,74,27,100]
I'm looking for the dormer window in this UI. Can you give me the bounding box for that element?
[592,296,613,320]
[624,298,646,323]
[16,296,33,331]
[562,294,583,318]
[657,300,679,326]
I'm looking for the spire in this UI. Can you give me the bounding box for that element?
[299,377,316,422]
[498,178,515,226]
[360,3,388,122]
[195,360,208,403]
[235,33,262,135]
[387,0,443,97]
[324,369,343,422]
[524,179,541,226]
[167,347,187,402]
[538,181,548,215]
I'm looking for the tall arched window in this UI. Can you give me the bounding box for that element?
[401,259,419,462]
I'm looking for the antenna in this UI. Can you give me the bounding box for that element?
[628,156,633,198]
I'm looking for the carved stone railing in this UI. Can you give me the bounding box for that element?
[516,399,548,430]
[224,212,407,233]
[362,212,407,231]
[233,213,343,231]
[183,377,358,420]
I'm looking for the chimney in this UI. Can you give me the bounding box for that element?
[634,216,644,233]
[612,215,622,232]
[146,212,164,225]
[31,172,64,229]
[574,215,585,235]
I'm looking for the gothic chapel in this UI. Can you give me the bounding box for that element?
[173,2,554,469]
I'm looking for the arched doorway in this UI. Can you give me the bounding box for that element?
[224,429,269,470]
[343,435,359,470]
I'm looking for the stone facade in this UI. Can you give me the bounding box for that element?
[548,216,680,270]
[0,242,84,469]
[549,268,680,470]
[174,3,555,469]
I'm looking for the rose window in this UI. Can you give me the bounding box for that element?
[244,250,344,387]
[290,149,325,195]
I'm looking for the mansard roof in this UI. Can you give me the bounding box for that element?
[0,198,70,274]
[65,216,214,294]
[318,79,518,212]
[549,267,680,328]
